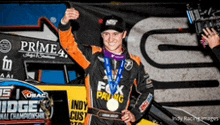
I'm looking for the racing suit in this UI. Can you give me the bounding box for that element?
[212,45,220,61]
[58,22,154,125]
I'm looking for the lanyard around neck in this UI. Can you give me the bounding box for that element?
[104,57,125,96]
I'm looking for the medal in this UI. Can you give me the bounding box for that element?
[107,97,119,111]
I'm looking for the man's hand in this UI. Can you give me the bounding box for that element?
[62,8,80,24]
[202,28,220,49]
[121,110,136,123]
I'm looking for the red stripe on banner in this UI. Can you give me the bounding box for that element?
[0,119,45,124]
[38,69,42,82]
[0,17,58,32]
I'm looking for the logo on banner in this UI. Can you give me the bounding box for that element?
[2,56,12,71]
[22,90,48,99]
[0,39,11,53]
[0,86,14,99]
[0,79,53,124]
[19,40,68,59]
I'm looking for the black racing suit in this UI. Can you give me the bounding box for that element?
[58,22,154,125]
[212,45,220,61]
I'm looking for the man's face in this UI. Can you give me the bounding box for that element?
[101,30,127,54]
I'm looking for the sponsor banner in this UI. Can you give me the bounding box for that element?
[36,85,87,125]
[0,78,52,124]
[0,33,74,80]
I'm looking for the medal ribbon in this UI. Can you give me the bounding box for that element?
[104,50,126,96]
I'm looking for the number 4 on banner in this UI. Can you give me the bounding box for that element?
[58,49,68,58]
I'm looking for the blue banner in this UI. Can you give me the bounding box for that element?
[0,4,66,27]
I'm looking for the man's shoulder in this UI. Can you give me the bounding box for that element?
[91,45,103,55]
[128,53,142,66]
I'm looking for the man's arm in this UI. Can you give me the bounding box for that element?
[130,59,154,122]
[58,8,92,70]
[212,46,220,61]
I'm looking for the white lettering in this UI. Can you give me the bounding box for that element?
[2,56,12,71]
[28,42,35,52]
[7,101,17,113]
[19,40,67,59]
[97,81,105,91]
[18,101,28,112]
[0,100,41,113]
[50,44,57,54]
[97,81,124,95]
[20,41,28,51]
[106,19,118,26]
[28,101,38,112]
[39,42,49,53]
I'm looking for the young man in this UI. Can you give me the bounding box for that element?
[58,8,154,125]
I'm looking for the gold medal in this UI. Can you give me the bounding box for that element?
[106,98,119,111]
